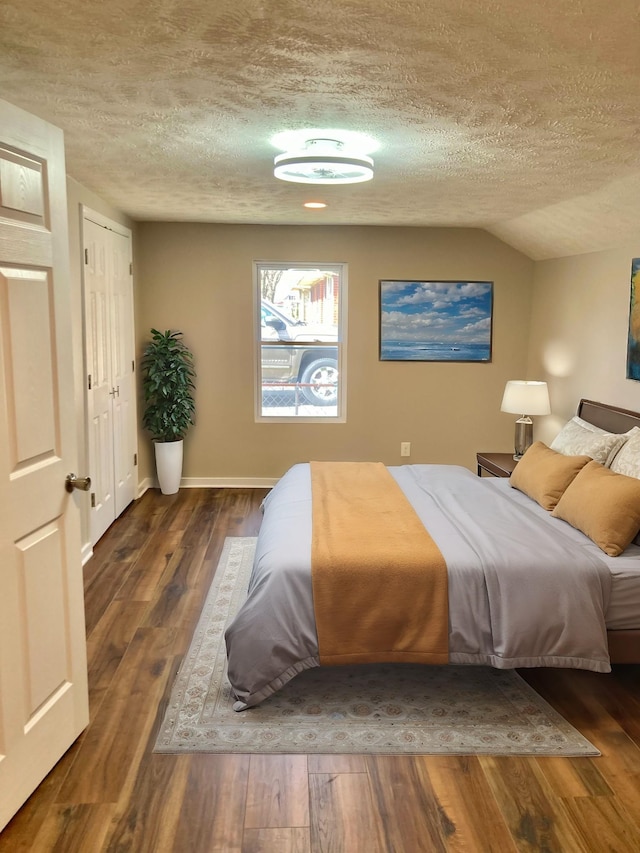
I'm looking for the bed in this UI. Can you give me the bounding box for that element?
[225,399,640,710]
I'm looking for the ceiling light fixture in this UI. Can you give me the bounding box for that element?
[274,137,374,185]
[303,201,327,209]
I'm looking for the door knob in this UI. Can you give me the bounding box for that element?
[65,473,92,493]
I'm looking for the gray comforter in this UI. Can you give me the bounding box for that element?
[225,464,612,710]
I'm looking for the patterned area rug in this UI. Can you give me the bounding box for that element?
[154,537,599,756]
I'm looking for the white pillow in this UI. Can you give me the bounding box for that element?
[610,427,640,545]
[550,417,628,466]
[610,427,640,478]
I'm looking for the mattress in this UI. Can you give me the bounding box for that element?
[485,478,640,631]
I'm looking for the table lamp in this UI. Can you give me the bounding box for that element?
[500,380,551,459]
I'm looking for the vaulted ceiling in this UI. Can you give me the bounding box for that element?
[2,0,640,259]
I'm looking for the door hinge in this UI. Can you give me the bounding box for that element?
[87,374,92,390]
[134,453,138,466]
[84,248,89,264]
[129,261,133,275]
[90,492,96,508]
[132,360,135,372]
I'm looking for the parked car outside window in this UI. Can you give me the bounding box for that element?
[260,300,338,406]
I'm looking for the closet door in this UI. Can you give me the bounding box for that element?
[84,213,136,544]
[110,229,136,516]
[85,218,115,543]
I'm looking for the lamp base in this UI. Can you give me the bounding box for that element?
[514,417,533,459]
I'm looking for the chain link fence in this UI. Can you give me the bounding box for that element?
[261,382,337,416]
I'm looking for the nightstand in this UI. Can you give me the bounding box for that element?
[476,452,518,478]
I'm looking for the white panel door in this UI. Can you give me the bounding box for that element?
[83,215,135,544]
[110,229,135,516]
[84,218,115,544]
[0,99,89,830]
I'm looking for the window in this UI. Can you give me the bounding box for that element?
[255,262,346,421]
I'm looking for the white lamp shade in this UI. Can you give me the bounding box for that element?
[500,380,551,415]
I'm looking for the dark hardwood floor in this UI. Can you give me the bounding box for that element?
[2,487,640,852]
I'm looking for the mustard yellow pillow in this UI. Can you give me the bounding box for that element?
[509,441,591,511]
[551,460,640,556]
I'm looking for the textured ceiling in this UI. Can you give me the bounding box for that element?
[2,0,640,259]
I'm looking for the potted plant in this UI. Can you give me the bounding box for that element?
[141,328,196,494]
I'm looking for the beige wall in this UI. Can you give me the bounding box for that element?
[136,223,534,482]
[62,191,640,515]
[66,177,135,556]
[527,243,640,445]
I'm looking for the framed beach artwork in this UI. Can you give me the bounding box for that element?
[379,280,493,362]
[627,258,640,381]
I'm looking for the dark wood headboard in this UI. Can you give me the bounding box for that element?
[578,399,640,434]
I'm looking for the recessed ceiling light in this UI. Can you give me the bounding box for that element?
[272,130,378,185]
[303,201,327,209]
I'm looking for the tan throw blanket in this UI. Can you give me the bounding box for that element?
[310,461,449,666]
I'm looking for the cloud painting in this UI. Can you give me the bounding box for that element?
[379,280,493,362]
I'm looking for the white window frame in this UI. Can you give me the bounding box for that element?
[254,261,347,423]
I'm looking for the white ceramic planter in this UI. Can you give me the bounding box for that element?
[154,439,183,494]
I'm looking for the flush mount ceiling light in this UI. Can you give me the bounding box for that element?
[272,130,378,185]
[274,139,373,184]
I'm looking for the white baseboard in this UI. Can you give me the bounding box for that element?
[137,478,153,498]
[180,477,278,489]
[137,476,277,493]
[81,542,93,566]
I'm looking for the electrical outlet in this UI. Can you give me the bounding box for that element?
[400,441,411,457]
